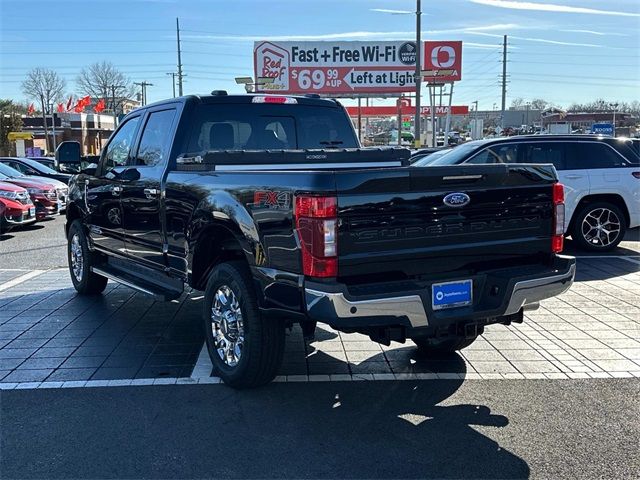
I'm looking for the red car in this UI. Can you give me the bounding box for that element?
[0,181,36,233]
[0,170,58,220]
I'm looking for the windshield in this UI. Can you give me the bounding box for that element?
[22,158,58,174]
[0,163,24,178]
[427,141,488,166]
[0,172,9,180]
[412,149,453,166]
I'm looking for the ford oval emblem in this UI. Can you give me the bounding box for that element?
[443,192,470,208]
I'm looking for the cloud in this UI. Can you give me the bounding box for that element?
[370,8,413,14]
[466,31,605,47]
[468,0,640,17]
[182,24,533,43]
[560,29,629,37]
[513,36,603,47]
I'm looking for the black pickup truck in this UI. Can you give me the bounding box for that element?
[56,92,575,388]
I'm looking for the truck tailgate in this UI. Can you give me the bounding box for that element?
[336,164,557,279]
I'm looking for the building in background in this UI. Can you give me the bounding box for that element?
[18,113,116,155]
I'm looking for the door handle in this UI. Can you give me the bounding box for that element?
[112,185,123,196]
[564,175,582,180]
[144,188,159,198]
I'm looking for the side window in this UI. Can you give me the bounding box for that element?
[468,144,518,164]
[7,161,26,173]
[575,143,628,169]
[134,109,176,167]
[521,142,566,170]
[103,116,140,170]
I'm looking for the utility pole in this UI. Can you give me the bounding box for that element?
[500,34,508,129]
[134,81,154,106]
[166,73,177,98]
[414,0,422,148]
[176,17,184,96]
[109,84,125,129]
[49,103,57,152]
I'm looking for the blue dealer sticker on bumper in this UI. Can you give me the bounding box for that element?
[432,279,472,310]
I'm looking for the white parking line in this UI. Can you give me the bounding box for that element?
[1,372,639,391]
[618,257,640,266]
[574,255,640,259]
[0,270,46,292]
[190,343,213,379]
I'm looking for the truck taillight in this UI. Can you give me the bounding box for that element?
[295,194,338,278]
[552,183,565,253]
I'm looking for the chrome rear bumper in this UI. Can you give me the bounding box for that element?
[305,256,576,329]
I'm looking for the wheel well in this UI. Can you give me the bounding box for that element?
[569,194,630,233]
[191,225,246,290]
[65,203,82,236]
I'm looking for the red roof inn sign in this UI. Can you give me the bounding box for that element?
[254,41,462,94]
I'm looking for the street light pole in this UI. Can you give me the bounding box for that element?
[610,102,619,137]
[414,0,422,148]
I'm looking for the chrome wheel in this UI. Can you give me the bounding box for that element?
[70,234,84,282]
[211,285,244,367]
[581,208,621,248]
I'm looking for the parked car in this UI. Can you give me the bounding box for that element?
[411,148,453,165]
[0,181,37,233]
[416,135,640,251]
[58,92,575,388]
[0,156,71,184]
[0,169,59,220]
[28,156,57,171]
[0,162,67,213]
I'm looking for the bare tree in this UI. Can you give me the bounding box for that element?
[510,97,525,109]
[22,68,66,152]
[76,61,135,116]
[529,98,549,111]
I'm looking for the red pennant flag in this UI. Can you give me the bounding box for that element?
[81,95,91,107]
[66,95,73,112]
[27,103,35,116]
[57,103,65,113]
[94,98,106,113]
[73,100,85,113]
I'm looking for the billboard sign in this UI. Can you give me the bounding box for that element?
[422,41,462,83]
[254,40,462,95]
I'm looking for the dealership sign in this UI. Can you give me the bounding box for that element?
[254,41,462,94]
[345,105,470,117]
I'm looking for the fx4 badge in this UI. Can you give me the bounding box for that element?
[253,190,291,210]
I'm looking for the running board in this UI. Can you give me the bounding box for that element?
[91,266,183,301]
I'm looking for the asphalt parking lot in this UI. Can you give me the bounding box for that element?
[1,217,639,478]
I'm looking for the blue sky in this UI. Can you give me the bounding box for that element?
[0,0,638,110]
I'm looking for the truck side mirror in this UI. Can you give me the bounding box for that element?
[55,141,81,164]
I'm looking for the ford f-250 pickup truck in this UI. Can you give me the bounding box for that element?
[56,92,576,388]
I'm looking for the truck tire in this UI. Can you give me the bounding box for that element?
[571,202,626,252]
[67,220,108,295]
[203,261,285,388]
[412,335,477,356]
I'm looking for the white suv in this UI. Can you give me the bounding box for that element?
[417,135,640,251]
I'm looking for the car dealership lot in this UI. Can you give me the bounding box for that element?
[0,220,638,385]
